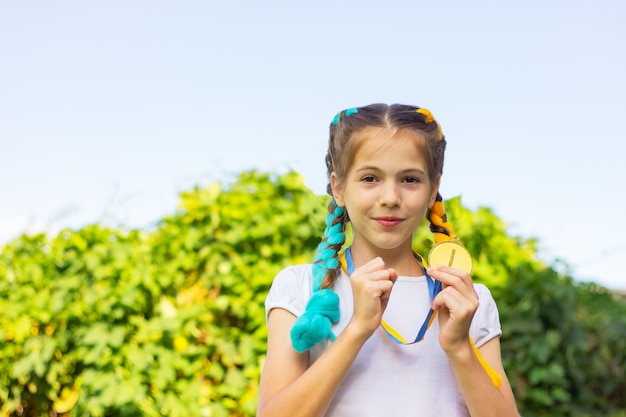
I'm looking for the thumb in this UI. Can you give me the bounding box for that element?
[388,268,398,283]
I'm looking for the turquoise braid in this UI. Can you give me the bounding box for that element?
[331,107,358,125]
[290,203,346,352]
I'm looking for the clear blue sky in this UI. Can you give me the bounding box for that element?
[1,0,625,289]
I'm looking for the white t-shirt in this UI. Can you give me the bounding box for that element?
[265,264,503,417]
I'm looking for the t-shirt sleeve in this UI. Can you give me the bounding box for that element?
[264,265,313,323]
[470,284,503,348]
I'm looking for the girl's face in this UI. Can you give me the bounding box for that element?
[331,126,439,256]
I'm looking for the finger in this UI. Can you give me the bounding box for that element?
[432,287,456,311]
[387,268,398,283]
[353,269,397,285]
[432,286,478,315]
[353,263,397,284]
[428,266,475,295]
[350,257,386,279]
[432,265,471,282]
[356,256,386,272]
[363,276,396,295]
[352,270,396,302]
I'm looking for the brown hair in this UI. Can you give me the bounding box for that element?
[290,103,454,352]
[327,103,445,191]
[316,103,451,289]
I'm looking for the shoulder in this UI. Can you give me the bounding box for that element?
[271,264,315,292]
[474,283,495,301]
[473,283,499,310]
[473,283,500,320]
[265,264,315,322]
[470,283,502,348]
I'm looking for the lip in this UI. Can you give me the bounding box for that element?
[374,216,404,228]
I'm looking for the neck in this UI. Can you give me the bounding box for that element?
[349,241,423,276]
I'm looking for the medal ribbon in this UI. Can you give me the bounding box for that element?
[340,246,503,388]
[342,247,441,345]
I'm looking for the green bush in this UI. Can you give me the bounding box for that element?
[420,197,626,416]
[0,170,624,416]
[0,171,325,416]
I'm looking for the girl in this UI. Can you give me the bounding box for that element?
[257,103,519,416]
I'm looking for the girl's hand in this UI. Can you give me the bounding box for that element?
[429,265,478,353]
[348,257,397,338]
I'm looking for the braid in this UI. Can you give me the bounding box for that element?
[290,103,450,352]
[426,193,454,243]
[331,107,358,125]
[290,200,347,352]
[414,106,454,244]
[316,202,348,290]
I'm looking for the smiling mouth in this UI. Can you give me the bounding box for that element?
[375,217,403,228]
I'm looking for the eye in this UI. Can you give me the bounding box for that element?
[403,176,421,184]
[361,175,377,183]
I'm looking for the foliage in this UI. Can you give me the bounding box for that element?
[500,272,626,417]
[0,170,624,416]
[0,171,325,416]
[415,197,626,416]
[412,196,541,290]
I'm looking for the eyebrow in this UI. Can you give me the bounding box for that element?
[355,165,426,174]
[354,165,427,176]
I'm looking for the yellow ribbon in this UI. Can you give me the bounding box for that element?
[341,249,502,388]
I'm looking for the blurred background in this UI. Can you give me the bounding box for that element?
[2,2,626,415]
[1,0,625,289]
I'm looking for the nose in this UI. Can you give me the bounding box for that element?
[379,181,401,207]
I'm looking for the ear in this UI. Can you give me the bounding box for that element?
[330,172,345,207]
[428,175,441,209]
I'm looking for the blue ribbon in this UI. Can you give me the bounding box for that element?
[343,247,442,344]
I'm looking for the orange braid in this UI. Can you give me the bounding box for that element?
[426,193,454,243]
[416,108,444,141]
[427,195,503,388]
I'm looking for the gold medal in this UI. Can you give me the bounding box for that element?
[428,239,473,274]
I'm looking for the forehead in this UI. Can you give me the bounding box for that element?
[351,126,427,163]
